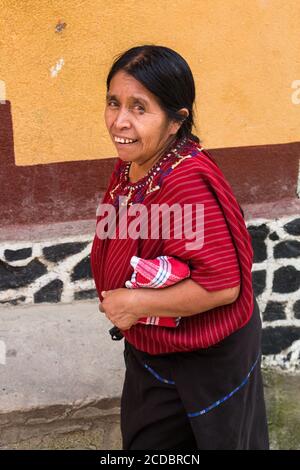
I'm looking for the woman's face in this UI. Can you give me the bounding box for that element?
[105,70,181,165]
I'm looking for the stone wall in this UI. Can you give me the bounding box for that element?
[248,216,300,372]
[0,215,299,373]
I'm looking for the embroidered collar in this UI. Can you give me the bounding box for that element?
[109,137,203,207]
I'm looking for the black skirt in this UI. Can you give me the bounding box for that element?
[120,294,270,450]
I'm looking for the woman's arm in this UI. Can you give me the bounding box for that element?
[134,278,240,318]
[100,280,240,331]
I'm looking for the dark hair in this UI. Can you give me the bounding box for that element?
[106,45,200,144]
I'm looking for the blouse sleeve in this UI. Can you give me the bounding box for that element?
[160,161,241,292]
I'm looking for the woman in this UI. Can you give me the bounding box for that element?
[90,45,269,450]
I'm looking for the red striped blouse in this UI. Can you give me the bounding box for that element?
[90,137,254,355]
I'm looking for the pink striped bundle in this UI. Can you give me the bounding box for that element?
[125,255,190,327]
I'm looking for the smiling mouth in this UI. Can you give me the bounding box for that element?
[114,136,138,144]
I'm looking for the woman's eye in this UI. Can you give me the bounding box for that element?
[107,101,118,108]
[134,105,145,113]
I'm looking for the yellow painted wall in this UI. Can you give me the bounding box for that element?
[0,0,299,166]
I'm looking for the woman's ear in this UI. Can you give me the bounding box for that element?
[177,108,189,121]
[169,108,189,135]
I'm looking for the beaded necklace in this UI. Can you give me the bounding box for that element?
[110,137,197,207]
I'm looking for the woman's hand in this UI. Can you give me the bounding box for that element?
[99,288,140,331]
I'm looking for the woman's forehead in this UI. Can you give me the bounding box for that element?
[108,71,154,103]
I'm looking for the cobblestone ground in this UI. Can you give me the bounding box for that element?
[0,370,299,450]
[264,370,300,450]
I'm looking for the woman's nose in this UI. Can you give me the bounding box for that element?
[114,108,131,129]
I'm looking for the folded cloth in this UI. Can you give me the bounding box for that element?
[125,255,190,327]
